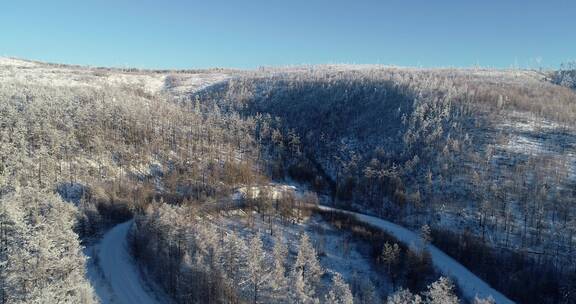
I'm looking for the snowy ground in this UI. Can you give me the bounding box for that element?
[217,207,389,300]
[0,57,232,95]
[234,183,297,200]
[84,184,514,303]
[85,221,168,304]
[232,184,514,303]
[318,206,514,304]
[496,111,576,176]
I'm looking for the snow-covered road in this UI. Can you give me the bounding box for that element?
[318,205,514,304]
[87,220,163,304]
[87,189,512,304]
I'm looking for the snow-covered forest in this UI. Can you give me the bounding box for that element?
[1,57,575,303]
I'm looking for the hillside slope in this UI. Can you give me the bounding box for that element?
[2,58,575,303]
[198,66,576,303]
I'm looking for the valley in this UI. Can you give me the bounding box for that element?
[1,57,575,303]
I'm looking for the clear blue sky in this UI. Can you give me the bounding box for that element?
[1,0,574,69]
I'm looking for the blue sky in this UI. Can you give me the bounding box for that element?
[1,0,574,69]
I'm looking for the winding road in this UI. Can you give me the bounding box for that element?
[318,205,514,304]
[87,220,163,304]
[87,193,513,304]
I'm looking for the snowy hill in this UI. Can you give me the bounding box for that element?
[1,58,575,304]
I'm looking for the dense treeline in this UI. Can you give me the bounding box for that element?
[317,209,438,293]
[198,67,576,303]
[0,187,96,303]
[0,72,260,302]
[131,202,355,304]
[2,59,576,303]
[130,191,468,304]
[431,227,576,304]
[1,64,369,303]
[553,62,576,90]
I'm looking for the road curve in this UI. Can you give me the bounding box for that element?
[318,205,514,304]
[90,199,513,303]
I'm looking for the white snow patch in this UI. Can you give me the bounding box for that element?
[164,73,231,97]
[502,134,546,155]
[234,184,297,200]
[0,57,38,67]
[105,73,166,93]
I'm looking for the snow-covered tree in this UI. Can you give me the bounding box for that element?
[247,233,270,304]
[424,277,459,304]
[271,232,288,296]
[387,288,422,304]
[289,233,324,304]
[294,233,324,286]
[381,242,400,275]
[289,268,320,304]
[325,273,354,304]
[420,224,432,247]
[222,231,247,285]
[0,187,96,304]
[473,296,495,304]
[357,278,377,304]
